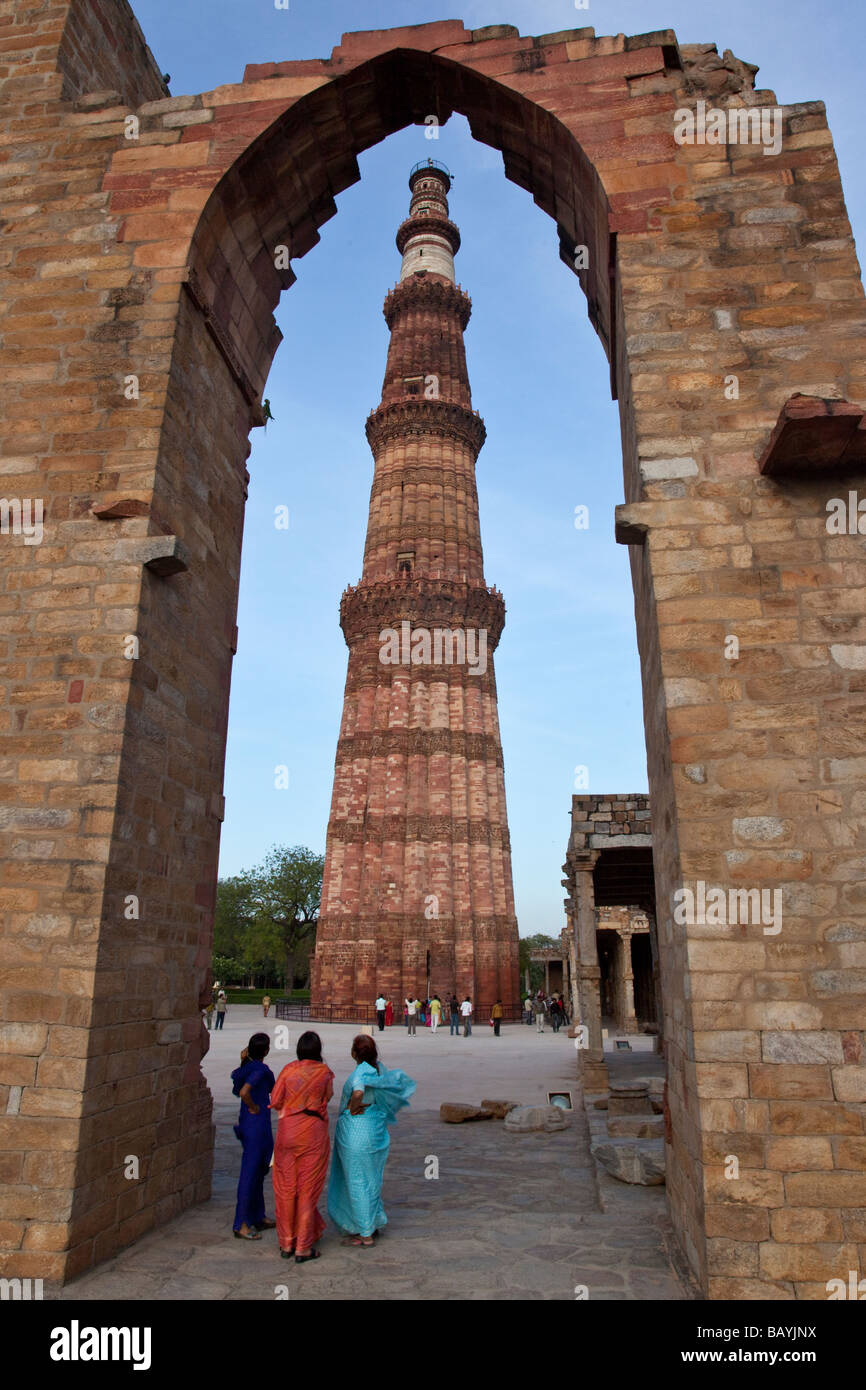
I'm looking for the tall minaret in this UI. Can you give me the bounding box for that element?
[312,161,520,1015]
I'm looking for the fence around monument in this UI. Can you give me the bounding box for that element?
[274,1000,531,1025]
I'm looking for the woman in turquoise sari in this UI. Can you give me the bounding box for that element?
[327,1034,416,1247]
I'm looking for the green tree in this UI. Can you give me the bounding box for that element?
[519,932,561,994]
[214,845,324,989]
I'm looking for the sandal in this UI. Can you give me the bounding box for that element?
[294,1249,321,1264]
[255,1219,276,1230]
[280,1247,295,1258]
[233,1228,262,1241]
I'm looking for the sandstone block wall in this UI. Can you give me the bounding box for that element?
[0,1,863,1295]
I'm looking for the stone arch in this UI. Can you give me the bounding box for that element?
[2,5,865,1300]
[145,44,615,412]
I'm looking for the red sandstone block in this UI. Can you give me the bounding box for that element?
[243,60,332,82]
[120,210,197,243]
[331,22,470,61]
[436,36,526,62]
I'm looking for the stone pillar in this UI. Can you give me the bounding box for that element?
[571,851,607,1090]
[564,907,578,1018]
[617,928,637,1033]
[544,959,550,994]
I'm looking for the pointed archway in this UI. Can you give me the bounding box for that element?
[3,9,865,1299]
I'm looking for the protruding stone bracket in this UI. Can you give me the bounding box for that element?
[758,393,866,477]
[135,535,189,577]
[92,498,150,520]
[614,504,649,545]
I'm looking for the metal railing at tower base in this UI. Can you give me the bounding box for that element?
[274,1001,376,1026]
[274,1001,531,1026]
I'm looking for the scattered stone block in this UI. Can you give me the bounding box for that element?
[593,1138,666,1185]
[439,1103,495,1123]
[480,1098,518,1118]
[504,1105,569,1134]
[608,1081,653,1117]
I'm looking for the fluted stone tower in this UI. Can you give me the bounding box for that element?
[311,161,520,1015]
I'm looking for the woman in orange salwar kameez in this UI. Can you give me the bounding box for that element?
[269,1031,335,1264]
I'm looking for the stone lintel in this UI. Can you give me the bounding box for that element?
[590,833,653,849]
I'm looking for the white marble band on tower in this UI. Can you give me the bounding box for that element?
[398,161,458,284]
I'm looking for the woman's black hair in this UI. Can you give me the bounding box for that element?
[352,1034,380,1072]
[297,1030,323,1062]
[248,1033,270,1060]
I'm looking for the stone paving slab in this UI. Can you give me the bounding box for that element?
[60,1011,691,1301]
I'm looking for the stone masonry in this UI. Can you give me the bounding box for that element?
[0,1,864,1297]
[312,162,521,1015]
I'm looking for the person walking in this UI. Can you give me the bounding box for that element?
[327,1035,416,1247]
[524,995,533,1026]
[205,1000,215,1031]
[407,996,418,1036]
[269,1030,334,1263]
[230,1033,275,1240]
[429,995,441,1033]
[460,996,473,1037]
[550,996,563,1033]
[385,999,394,1028]
[403,997,410,1027]
[533,995,546,1033]
[375,993,387,1032]
[262,994,271,1019]
[448,994,460,1035]
[492,999,503,1037]
[215,990,227,1030]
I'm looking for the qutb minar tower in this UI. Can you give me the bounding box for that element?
[311,161,520,1015]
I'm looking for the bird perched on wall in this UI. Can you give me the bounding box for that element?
[263,398,275,429]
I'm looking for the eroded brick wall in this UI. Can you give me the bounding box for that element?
[1,1,864,1295]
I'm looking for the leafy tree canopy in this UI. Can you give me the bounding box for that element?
[214,844,324,988]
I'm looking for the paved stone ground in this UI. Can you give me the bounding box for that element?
[60,1009,693,1301]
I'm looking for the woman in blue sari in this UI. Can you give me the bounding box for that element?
[230,1033,275,1239]
[327,1034,416,1247]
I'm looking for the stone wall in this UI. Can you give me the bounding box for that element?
[1,1,864,1296]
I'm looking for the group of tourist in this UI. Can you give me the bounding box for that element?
[231,1031,416,1260]
[373,994,505,1036]
[523,990,569,1033]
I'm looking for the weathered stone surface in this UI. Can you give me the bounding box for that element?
[480,1099,519,1118]
[608,1082,654,1117]
[593,1139,666,1186]
[505,1105,569,1134]
[440,1103,495,1124]
[607,1115,665,1139]
[1,0,863,1306]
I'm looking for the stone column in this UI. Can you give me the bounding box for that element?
[617,928,637,1033]
[571,850,607,1090]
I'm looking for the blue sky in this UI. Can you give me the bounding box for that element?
[134,0,866,933]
